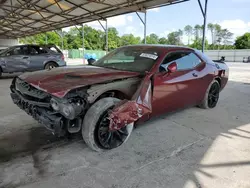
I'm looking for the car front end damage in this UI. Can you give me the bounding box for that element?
[10,75,149,137]
[10,77,88,136]
[109,75,152,131]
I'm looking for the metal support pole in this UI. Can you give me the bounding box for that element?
[82,23,85,62]
[61,32,64,50]
[106,19,108,52]
[45,33,47,44]
[135,11,147,44]
[98,19,108,52]
[201,0,208,52]
[144,11,147,44]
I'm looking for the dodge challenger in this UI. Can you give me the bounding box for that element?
[10,45,229,151]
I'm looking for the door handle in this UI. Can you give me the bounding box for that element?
[192,73,198,77]
[22,56,29,59]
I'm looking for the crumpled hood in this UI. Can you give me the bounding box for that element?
[19,66,140,98]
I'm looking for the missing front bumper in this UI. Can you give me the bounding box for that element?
[10,92,66,136]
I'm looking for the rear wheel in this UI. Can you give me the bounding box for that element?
[45,62,58,70]
[199,80,220,109]
[0,68,2,78]
[82,97,133,151]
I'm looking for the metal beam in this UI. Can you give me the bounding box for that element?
[197,0,205,17]
[98,20,106,31]
[86,0,145,13]
[54,30,64,50]
[144,11,147,44]
[199,0,208,52]
[136,11,147,44]
[97,19,108,52]
[82,23,85,62]
[106,19,108,52]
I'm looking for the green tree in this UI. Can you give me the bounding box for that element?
[107,27,120,50]
[214,24,222,46]
[184,25,193,45]
[190,38,208,50]
[159,37,168,44]
[235,33,250,49]
[194,24,202,40]
[167,30,183,45]
[207,23,215,47]
[120,34,141,46]
[220,29,233,48]
[146,33,159,44]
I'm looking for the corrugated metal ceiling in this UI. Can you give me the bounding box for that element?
[0,0,189,38]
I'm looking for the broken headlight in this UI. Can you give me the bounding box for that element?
[50,98,60,111]
[50,98,85,120]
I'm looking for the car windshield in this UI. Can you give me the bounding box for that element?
[93,46,162,73]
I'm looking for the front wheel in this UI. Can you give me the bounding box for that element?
[82,97,134,152]
[199,80,220,109]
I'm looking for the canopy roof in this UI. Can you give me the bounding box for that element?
[0,0,189,38]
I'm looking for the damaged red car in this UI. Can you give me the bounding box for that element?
[10,45,229,151]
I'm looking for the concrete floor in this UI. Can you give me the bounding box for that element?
[0,63,250,188]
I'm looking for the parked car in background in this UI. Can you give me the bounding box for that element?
[0,44,66,78]
[10,45,229,151]
[243,56,250,63]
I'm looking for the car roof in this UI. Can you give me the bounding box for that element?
[121,44,195,50]
[9,44,40,48]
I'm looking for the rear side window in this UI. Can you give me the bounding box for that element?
[29,46,48,55]
[195,49,214,65]
[10,46,29,55]
[161,51,201,71]
[44,45,62,54]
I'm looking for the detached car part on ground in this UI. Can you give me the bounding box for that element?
[10,45,229,151]
[0,44,66,78]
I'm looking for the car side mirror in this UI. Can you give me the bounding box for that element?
[167,62,177,73]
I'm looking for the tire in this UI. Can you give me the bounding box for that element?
[0,68,2,78]
[199,80,220,109]
[82,97,134,152]
[44,62,58,70]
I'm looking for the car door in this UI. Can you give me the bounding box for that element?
[28,45,48,71]
[151,50,204,116]
[3,46,30,72]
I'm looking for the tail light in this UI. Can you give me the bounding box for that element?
[61,54,65,60]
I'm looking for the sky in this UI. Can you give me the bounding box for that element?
[64,0,250,44]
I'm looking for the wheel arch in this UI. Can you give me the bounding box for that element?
[44,61,59,69]
[87,78,140,104]
[94,90,129,103]
[215,77,221,87]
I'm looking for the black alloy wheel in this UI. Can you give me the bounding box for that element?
[95,108,129,150]
[207,82,220,108]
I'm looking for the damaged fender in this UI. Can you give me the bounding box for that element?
[109,75,152,130]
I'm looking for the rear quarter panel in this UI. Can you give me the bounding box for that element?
[214,62,229,90]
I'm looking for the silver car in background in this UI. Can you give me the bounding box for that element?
[0,44,66,78]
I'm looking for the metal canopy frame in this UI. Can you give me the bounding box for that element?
[0,0,209,52]
[0,0,189,38]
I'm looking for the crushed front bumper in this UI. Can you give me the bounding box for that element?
[10,89,66,136]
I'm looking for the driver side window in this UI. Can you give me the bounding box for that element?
[160,51,201,72]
